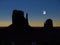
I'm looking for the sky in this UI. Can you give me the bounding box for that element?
[0,0,60,27]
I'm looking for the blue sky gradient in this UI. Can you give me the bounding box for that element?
[0,0,60,27]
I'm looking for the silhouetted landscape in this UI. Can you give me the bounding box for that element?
[0,10,60,45]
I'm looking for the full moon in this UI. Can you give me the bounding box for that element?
[43,11,46,15]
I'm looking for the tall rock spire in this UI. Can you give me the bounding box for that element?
[26,13,28,21]
[26,13,29,26]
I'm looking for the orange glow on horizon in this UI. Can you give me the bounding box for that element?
[0,21,60,27]
[29,22,60,27]
[0,21,12,27]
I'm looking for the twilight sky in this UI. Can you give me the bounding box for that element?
[0,0,60,27]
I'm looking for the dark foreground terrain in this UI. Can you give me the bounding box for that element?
[0,27,60,45]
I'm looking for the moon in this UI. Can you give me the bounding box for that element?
[43,11,46,15]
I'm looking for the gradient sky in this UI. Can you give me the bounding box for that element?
[0,0,60,27]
